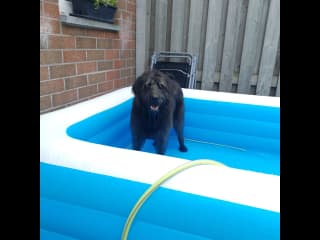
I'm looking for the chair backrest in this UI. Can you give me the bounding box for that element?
[150,52,197,89]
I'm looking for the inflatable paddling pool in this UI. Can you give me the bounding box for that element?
[40,87,280,240]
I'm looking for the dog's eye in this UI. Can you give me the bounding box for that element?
[144,82,151,88]
[158,82,166,89]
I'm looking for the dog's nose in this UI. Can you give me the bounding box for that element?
[151,97,159,105]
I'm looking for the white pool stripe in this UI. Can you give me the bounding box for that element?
[184,138,247,151]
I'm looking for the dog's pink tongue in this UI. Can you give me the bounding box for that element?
[150,105,159,111]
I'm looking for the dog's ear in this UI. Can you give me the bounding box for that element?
[132,78,138,95]
[166,72,176,82]
[132,75,143,95]
[158,75,169,90]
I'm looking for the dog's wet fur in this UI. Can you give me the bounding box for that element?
[130,69,188,155]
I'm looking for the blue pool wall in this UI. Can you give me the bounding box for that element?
[67,98,279,153]
[67,97,280,174]
[40,162,280,240]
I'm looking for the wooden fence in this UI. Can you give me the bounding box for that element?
[136,0,280,96]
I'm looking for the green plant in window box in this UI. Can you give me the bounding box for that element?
[92,0,117,9]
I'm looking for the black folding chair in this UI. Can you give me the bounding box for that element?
[150,51,197,89]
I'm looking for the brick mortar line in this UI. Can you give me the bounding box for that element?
[40,59,125,67]
[40,79,124,96]
[44,33,122,41]
[41,84,104,104]
[44,69,127,82]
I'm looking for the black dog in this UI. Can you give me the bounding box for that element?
[130,69,188,155]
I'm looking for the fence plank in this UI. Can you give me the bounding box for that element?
[237,0,268,94]
[170,0,188,52]
[197,0,209,75]
[187,0,205,56]
[234,0,249,74]
[148,0,156,58]
[219,0,242,92]
[276,73,280,97]
[274,43,280,76]
[136,0,148,77]
[256,0,280,95]
[214,0,228,79]
[201,0,224,90]
[154,0,168,52]
[253,0,270,75]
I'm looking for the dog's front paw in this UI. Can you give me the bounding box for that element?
[179,145,188,152]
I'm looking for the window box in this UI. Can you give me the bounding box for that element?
[70,0,117,24]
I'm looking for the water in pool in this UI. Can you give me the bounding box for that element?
[67,98,279,175]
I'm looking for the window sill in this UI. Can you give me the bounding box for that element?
[59,14,120,31]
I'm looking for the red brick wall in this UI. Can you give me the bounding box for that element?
[40,0,136,113]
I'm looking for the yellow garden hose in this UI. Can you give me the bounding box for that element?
[121,159,226,240]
